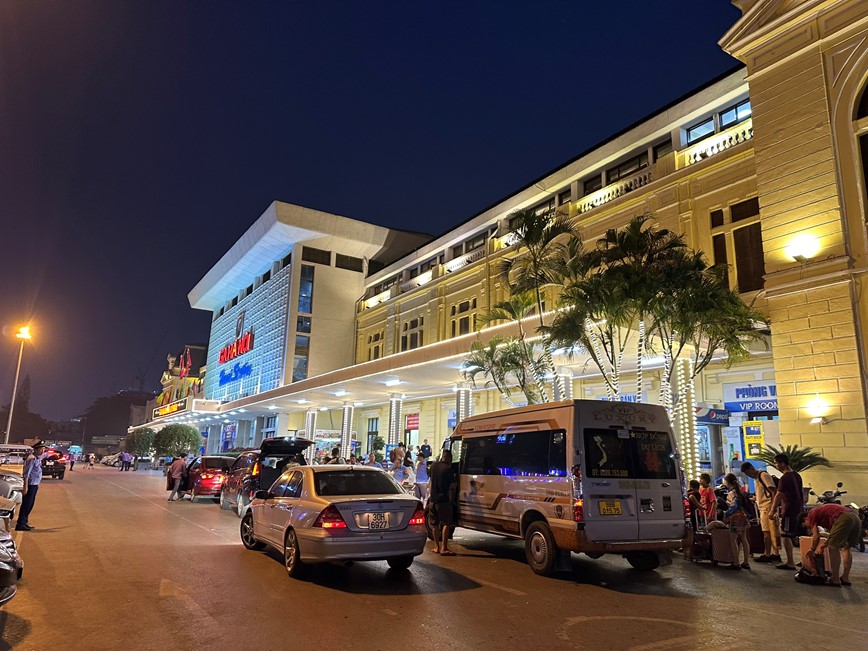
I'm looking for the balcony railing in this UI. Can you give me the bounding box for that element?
[444,247,486,273]
[680,118,753,167]
[576,168,654,215]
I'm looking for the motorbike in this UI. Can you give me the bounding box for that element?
[847,501,868,553]
[809,481,847,505]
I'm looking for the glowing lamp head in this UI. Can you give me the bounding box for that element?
[16,326,31,340]
[785,234,820,263]
[805,394,828,419]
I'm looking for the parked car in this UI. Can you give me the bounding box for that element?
[41,452,67,480]
[0,508,25,607]
[184,456,234,502]
[220,437,313,518]
[102,453,121,467]
[240,465,426,577]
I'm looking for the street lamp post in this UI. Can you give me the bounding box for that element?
[4,326,32,445]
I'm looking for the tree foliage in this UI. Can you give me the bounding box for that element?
[124,428,156,457]
[153,424,202,457]
[755,444,831,473]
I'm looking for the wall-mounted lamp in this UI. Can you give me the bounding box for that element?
[785,234,820,262]
[810,417,828,425]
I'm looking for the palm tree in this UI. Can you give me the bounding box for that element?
[478,291,549,402]
[755,444,831,472]
[498,207,579,398]
[596,215,686,402]
[462,336,517,406]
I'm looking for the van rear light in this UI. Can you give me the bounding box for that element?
[573,499,584,522]
[682,498,690,519]
[408,504,425,526]
[313,504,347,529]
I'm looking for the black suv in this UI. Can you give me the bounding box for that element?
[219,437,312,517]
[41,452,67,480]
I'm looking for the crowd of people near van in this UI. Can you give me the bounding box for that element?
[684,453,860,586]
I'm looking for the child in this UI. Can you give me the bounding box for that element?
[699,473,717,524]
[685,479,703,561]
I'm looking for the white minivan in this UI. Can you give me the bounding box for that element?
[448,400,687,575]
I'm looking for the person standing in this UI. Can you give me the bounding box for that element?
[167,453,188,502]
[17,441,46,531]
[699,473,717,524]
[415,452,429,501]
[365,453,383,470]
[420,439,432,459]
[87,453,95,469]
[740,461,781,563]
[428,449,456,556]
[799,503,861,586]
[769,453,804,570]
[68,451,76,472]
[722,473,752,570]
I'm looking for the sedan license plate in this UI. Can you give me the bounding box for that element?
[367,512,391,530]
[598,500,622,516]
[45,462,54,466]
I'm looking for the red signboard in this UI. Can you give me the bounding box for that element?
[405,413,420,430]
[219,331,254,364]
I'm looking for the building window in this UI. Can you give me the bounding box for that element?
[298,265,314,314]
[297,316,311,333]
[730,197,760,223]
[335,254,364,272]
[531,198,555,216]
[400,317,424,352]
[733,223,765,293]
[686,117,715,144]
[451,244,464,258]
[262,270,271,283]
[712,233,729,288]
[719,99,751,129]
[367,331,383,361]
[558,188,572,205]
[292,335,310,382]
[710,209,724,228]
[420,257,439,273]
[653,139,673,161]
[583,175,603,196]
[465,232,486,252]
[301,246,331,266]
[282,253,292,268]
[231,297,238,308]
[606,151,649,184]
[450,298,477,337]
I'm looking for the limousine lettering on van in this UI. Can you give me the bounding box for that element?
[592,403,657,425]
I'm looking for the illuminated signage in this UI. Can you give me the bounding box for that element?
[723,382,778,412]
[153,398,188,419]
[219,362,253,386]
[742,420,765,458]
[219,331,254,364]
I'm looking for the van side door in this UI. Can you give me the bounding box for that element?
[630,430,685,541]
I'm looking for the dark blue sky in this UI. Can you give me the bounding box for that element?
[0,1,743,421]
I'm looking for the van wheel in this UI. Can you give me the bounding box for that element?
[626,552,660,571]
[525,521,557,576]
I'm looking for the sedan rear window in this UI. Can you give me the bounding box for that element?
[314,470,403,496]
[202,457,232,470]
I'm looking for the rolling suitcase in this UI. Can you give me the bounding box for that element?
[711,528,735,565]
[748,522,765,554]
[690,513,713,562]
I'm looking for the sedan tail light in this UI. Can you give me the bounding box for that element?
[408,504,425,526]
[313,505,347,529]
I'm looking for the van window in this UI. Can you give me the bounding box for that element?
[584,429,677,480]
[461,430,567,477]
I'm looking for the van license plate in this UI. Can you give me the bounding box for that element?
[367,512,390,529]
[598,500,622,516]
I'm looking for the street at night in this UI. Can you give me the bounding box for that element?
[1,466,864,650]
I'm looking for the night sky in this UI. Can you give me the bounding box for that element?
[0,1,743,421]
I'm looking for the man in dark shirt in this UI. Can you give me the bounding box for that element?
[769,453,803,570]
[420,439,432,459]
[428,449,456,556]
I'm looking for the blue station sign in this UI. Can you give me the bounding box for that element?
[723,381,778,412]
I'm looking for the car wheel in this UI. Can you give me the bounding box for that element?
[190,488,199,503]
[219,490,230,510]
[387,555,414,571]
[284,530,305,578]
[58,473,65,480]
[240,512,264,550]
[524,521,557,576]
[625,552,660,571]
[236,492,248,518]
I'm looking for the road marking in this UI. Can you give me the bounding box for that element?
[96,478,226,538]
[751,605,867,635]
[159,578,221,628]
[464,576,527,596]
[383,609,399,616]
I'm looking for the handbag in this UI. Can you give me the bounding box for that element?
[166,474,174,491]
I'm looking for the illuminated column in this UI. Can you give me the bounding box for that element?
[675,358,699,480]
[388,394,403,445]
[553,368,574,401]
[304,409,317,463]
[340,402,354,459]
[455,383,472,426]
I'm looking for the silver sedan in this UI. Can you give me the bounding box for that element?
[240,465,427,577]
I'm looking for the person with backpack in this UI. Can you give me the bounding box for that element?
[769,453,804,570]
[722,473,752,570]
[741,461,781,563]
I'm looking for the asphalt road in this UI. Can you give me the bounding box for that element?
[0,465,865,650]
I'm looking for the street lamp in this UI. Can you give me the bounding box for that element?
[4,326,32,445]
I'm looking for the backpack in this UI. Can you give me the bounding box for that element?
[756,472,776,498]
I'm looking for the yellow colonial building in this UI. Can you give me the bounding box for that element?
[137,0,868,501]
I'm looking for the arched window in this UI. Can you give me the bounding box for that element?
[858,83,868,119]
[858,81,868,215]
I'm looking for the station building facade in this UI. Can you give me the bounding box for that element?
[138,0,868,499]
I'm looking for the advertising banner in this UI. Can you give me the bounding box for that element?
[723,381,778,412]
[742,420,765,459]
